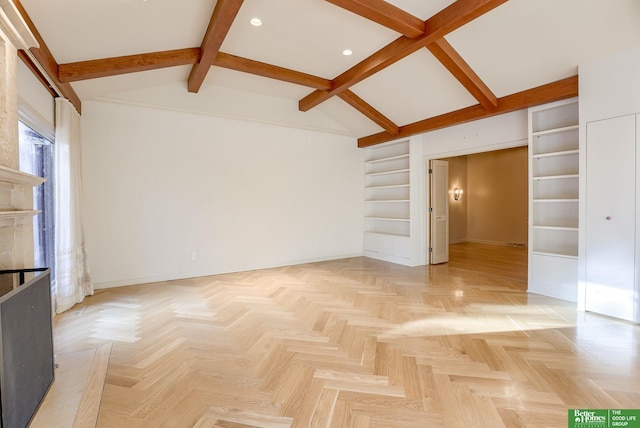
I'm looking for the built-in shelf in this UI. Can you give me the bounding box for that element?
[532,225,578,231]
[532,251,578,259]
[365,232,410,239]
[366,169,410,177]
[364,140,411,239]
[365,216,409,221]
[367,154,409,164]
[528,98,580,301]
[533,149,579,159]
[364,140,413,263]
[365,199,410,203]
[365,184,409,189]
[533,174,579,180]
[531,124,579,137]
[533,199,578,203]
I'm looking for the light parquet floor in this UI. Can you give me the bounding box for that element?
[33,243,640,427]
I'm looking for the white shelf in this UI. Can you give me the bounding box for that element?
[365,199,410,203]
[367,154,409,164]
[365,216,409,221]
[532,251,578,259]
[364,231,409,238]
[365,168,409,177]
[533,199,578,204]
[533,149,579,159]
[533,174,579,180]
[532,124,579,137]
[365,184,409,189]
[532,225,578,231]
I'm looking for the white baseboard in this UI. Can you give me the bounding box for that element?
[93,252,364,289]
[464,239,527,248]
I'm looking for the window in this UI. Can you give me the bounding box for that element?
[18,121,54,272]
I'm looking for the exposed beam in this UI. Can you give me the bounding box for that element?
[299,0,508,112]
[58,49,201,83]
[188,0,243,93]
[213,53,331,90]
[327,0,498,116]
[325,0,425,38]
[337,90,399,135]
[427,38,497,110]
[358,75,578,147]
[13,0,82,113]
[57,49,330,89]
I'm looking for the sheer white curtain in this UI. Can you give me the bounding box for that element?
[54,98,93,313]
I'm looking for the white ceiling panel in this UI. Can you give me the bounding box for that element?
[101,79,359,136]
[447,0,640,97]
[222,0,398,78]
[70,66,192,101]
[351,50,478,125]
[203,67,314,100]
[20,0,216,62]
[385,0,456,20]
[316,97,385,137]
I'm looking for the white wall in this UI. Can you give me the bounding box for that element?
[579,45,640,123]
[81,100,363,288]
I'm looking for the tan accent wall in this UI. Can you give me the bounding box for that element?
[443,146,528,246]
[466,146,528,245]
[446,156,468,244]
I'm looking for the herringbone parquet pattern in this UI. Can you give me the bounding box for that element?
[34,244,640,427]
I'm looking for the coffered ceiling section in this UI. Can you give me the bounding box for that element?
[16,0,640,146]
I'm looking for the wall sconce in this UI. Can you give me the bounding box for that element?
[453,188,463,201]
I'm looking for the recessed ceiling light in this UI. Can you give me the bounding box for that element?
[250,17,262,27]
[342,49,353,56]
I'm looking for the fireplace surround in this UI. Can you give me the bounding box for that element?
[0,269,53,427]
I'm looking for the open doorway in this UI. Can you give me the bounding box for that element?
[431,146,528,281]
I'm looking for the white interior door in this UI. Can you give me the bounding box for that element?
[430,160,449,264]
[585,115,636,321]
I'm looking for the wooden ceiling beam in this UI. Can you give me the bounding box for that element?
[358,75,578,147]
[325,0,425,38]
[13,0,82,113]
[299,0,508,112]
[57,49,330,89]
[337,90,399,135]
[58,48,201,82]
[213,53,332,90]
[427,38,497,110]
[188,0,244,93]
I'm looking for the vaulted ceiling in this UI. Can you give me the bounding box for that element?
[15,0,640,146]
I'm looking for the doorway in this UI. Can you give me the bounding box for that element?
[429,147,528,279]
